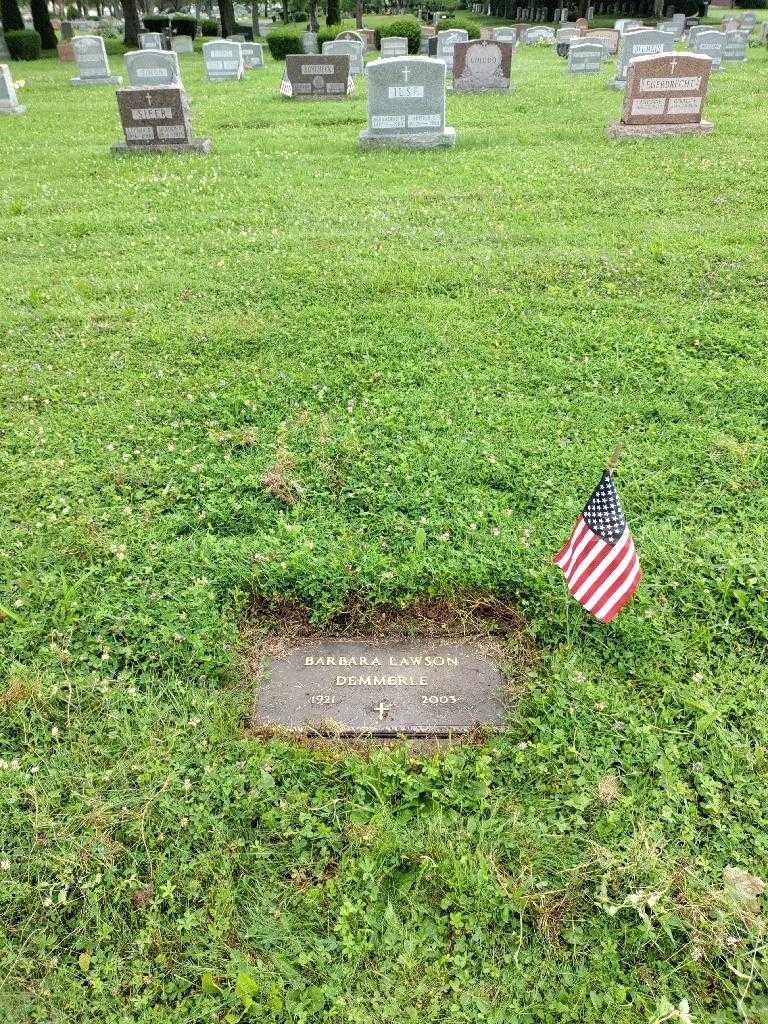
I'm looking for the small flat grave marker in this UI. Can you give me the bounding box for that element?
[202,40,244,81]
[282,53,353,99]
[112,84,211,153]
[0,63,26,114]
[359,56,455,149]
[608,52,713,138]
[691,30,725,71]
[568,40,603,73]
[71,35,122,85]
[613,29,674,89]
[453,39,513,92]
[254,641,507,736]
[125,49,181,87]
[322,38,364,75]
[241,41,264,68]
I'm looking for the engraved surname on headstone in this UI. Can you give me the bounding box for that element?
[241,41,264,68]
[125,49,181,87]
[381,35,408,57]
[359,56,455,148]
[453,39,513,92]
[0,63,26,114]
[613,30,674,88]
[692,30,725,71]
[71,35,122,85]
[322,38,364,75]
[608,51,713,138]
[568,41,603,73]
[112,84,211,152]
[139,31,163,49]
[254,642,508,736]
[202,39,244,80]
[283,53,351,99]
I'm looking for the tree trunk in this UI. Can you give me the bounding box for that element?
[251,0,259,35]
[217,0,235,35]
[1,0,25,32]
[30,0,58,47]
[120,0,140,47]
[307,0,317,30]
[281,0,287,22]
[355,0,362,26]
[326,0,339,24]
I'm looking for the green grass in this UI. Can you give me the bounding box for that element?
[2,31,768,1024]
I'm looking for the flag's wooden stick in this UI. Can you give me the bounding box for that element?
[606,446,623,472]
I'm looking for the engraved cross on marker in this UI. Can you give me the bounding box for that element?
[669,57,677,74]
[372,702,391,721]
[401,65,410,82]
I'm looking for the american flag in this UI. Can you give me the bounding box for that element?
[553,469,642,623]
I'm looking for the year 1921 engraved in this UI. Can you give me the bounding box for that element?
[309,694,335,705]
[422,695,458,704]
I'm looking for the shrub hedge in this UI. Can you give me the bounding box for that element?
[6,29,41,59]
[104,36,126,54]
[317,23,342,46]
[267,25,302,58]
[439,14,481,38]
[375,16,421,53]
[142,14,199,37]
[200,17,219,35]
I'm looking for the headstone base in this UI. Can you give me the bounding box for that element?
[72,74,123,85]
[358,126,456,149]
[111,138,212,154]
[610,78,626,89]
[607,120,713,139]
[0,101,26,114]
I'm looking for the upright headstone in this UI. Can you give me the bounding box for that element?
[60,20,74,40]
[522,26,555,44]
[586,4,594,21]
[608,52,713,137]
[453,39,513,92]
[112,84,211,153]
[172,34,194,54]
[657,19,683,40]
[356,28,376,52]
[336,29,366,51]
[436,28,468,71]
[691,30,725,71]
[0,26,9,61]
[0,63,26,113]
[227,33,246,42]
[584,27,619,54]
[282,53,352,98]
[381,35,409,57]
[492,26,518,43]
[575,16,588,31]
[71,36,122,85]
[721,17,738,33]
[241,41,264,68]
[322,38,364,75]
[302,30,319,54]
[140,32,163,49]
[125,49,181,87]
[567,40,603,72]
[739,12,756,31]
[202,40,244,80]
[359,56,454,149]
[557,26,580,42]
[613,29,674,88]
[762,21,768,43]
[722,30,748,65]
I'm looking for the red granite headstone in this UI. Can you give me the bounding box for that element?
[608,52,714,138]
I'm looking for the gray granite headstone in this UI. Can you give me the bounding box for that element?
[254,641,507,736]
[740,12,756,30]
[241,41,264,68]
[556,26,580,42]
[722,29,748,65]
[453,39,513,92]
[523,26,555,44]
[112,84,211,153]
[381,35,408,57]
[125,49,181,87]
[139,32,163,49]
[71,35,122,85]
[692,30,725,71]
[613,29,674,88]
[0,63,26,114]
[60,20,74,41]
[202,39,244,80]
[227,33,245,42]
[359,56,455,149]
[567,40,603,73]
[322,38,364,75]
[436,28,468,73]
[172,35,195,54]
[302,30,319,54]
[492,26,518,43]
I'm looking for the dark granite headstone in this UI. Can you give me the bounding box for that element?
[254,641,508,736]
[453,39,513,92]
[112,84,211,153]
[282,53,352,98]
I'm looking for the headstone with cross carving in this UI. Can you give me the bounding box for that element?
[359,56,455,149]
[71,35,122,85]
[253,641,507,736]
[111,84,211,153]
[608,52,713,138]
[453,39,514,92]
[0,63,26,114]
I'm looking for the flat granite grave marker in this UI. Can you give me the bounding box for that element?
[172,35,195,54]
[254,641,507,736]
[202,40,244,81]
[381,35,408,57]
[691,30,725,71]
[71,35,122,85]
[0,63,26,114]
[282,53,353,98]
[613,29,674,88]
[112,84,211,153]
[568,40,603,73]
[241,41,264,68]
[139,32,163,49]
[359,56,455,149]
[322,38,364,75]
[608,52,713,138]
[125,49,181,87]
[436,28,468,71]
[453,39,513,92]
[722,30,748,65]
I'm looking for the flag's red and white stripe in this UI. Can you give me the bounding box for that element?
[554,516,642,623]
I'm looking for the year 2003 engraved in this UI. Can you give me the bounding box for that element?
[422,694,458,704]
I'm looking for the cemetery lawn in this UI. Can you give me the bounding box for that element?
[2,37,768,1024]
